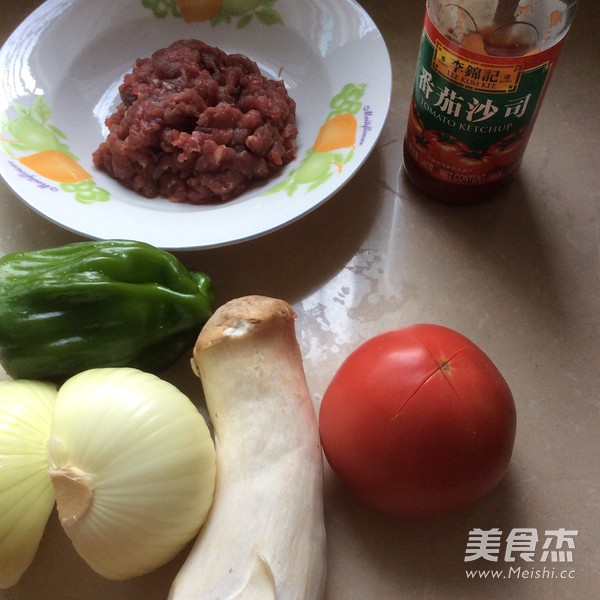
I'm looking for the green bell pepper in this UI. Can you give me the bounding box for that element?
[0,239,215,380]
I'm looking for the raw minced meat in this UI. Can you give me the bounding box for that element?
[92,39,297,204]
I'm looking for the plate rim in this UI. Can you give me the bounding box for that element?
[0,0,392,250]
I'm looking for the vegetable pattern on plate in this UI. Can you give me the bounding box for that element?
[266,82,367,197]
[141,0,284,27]
[0,97,109,204]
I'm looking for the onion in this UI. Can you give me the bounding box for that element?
[0,380,57,589]
[47,367,216,580]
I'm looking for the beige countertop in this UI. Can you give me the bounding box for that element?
[1,0,598,598]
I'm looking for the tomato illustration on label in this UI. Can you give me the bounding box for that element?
[266,83,367,197]
[0,97,109,203]
[487,127,530,170]
[405,97,529,184]
[142,0,283,27]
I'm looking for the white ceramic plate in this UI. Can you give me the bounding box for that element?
[0,0,391,249]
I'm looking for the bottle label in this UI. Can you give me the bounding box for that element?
[405,9,564,186]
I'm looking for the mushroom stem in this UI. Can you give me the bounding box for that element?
[170,296,327,600]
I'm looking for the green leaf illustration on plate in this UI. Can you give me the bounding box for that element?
[266,83,367,197]
[0,97,110,204]
[141,0,283,27]
[141,0,182,18]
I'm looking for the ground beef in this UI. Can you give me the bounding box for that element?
[92,40,297,204]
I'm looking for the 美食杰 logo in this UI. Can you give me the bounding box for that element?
[464,528,578,580]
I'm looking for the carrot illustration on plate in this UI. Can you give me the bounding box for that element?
[176,0,222,22]
[1,96,110,203]
[264,82,367,197]
[313,113,358,153]
[18,150,92,183]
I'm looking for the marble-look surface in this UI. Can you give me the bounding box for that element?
[1,1,598,598]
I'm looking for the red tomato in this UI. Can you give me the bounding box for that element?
[319,324,516,518]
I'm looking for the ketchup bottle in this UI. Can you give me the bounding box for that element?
[403,0,578,203]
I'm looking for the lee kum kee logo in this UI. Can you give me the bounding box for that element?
[464,528,578,580]
[432,41,524,93]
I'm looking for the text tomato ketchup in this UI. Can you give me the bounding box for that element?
[403,0,577,204]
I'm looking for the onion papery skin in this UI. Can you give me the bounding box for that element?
[0,380,57,589]
[47,367,216,580]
